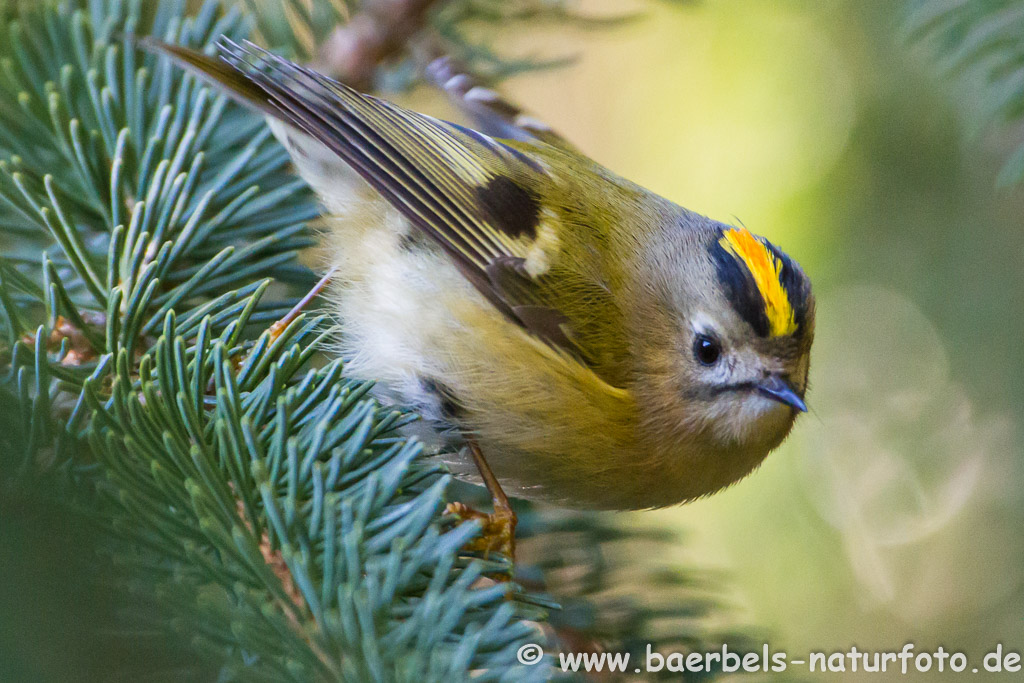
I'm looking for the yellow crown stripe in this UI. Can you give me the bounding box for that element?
[719,227,797,337]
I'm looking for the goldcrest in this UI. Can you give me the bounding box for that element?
[140,39,814,511]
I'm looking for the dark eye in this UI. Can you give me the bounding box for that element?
[693,334,722,366]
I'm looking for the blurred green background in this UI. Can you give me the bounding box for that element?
[463,0,1022,678]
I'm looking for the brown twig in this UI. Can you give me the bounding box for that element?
[20,313,104,367]
[316,0,442,89]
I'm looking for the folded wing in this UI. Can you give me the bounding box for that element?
[139,37,623,382]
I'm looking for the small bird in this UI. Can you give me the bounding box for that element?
[137,38,814,556]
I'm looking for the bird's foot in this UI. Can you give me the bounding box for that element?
[445,500,517,566]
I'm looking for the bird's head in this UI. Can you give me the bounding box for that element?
[631,220,815,500]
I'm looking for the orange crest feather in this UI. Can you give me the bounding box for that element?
[719,227,797,337]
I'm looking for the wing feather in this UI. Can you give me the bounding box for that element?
[137,37,614,374]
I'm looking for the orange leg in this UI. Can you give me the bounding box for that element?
[445,438,517,566]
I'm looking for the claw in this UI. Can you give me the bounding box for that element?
[446,500,517,564]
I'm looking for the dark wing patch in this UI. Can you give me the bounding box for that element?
[475,176,540,240]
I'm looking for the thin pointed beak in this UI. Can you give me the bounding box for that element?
[757,375,807,412]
